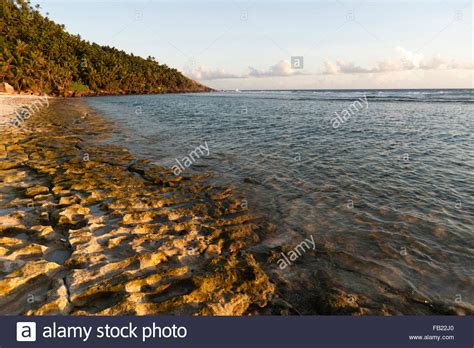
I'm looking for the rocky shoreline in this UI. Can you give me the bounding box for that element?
[0,94,50,128]
[0,98,286,315]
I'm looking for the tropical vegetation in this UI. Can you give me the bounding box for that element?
[0,0,211,96]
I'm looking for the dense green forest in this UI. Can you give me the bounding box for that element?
[0,0,211,96]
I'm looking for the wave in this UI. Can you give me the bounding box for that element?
[212,89,473,103]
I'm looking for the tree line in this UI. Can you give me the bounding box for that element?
[0,0,211,96]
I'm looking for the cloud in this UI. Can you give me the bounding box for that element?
[448,60,474,69]
[322,47,473,75]
[186,60,305,80]
[185,66,241,80]
[395,46,423,67]
[186,52,473,82]
[323,60,370,74]
[247,60,303,78]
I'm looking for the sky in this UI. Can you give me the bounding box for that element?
[34,0,473,90]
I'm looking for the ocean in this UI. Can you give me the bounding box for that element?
[85,89,473,314]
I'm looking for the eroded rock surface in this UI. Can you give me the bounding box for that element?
[0,99,279,315]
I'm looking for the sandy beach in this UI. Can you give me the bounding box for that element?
[0,98,288,315]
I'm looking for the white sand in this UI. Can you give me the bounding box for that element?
[0,93,50,128]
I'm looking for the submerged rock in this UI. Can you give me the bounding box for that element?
[0,99,278,315]
[25,185,49,197]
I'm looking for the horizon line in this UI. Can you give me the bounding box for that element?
[217,87,473,91]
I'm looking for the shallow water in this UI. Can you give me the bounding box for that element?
[85,89,474,314]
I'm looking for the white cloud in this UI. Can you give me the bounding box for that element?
[323,61,340,75]
[185,66,240,80]
[395,46,424,67]
[323,60,370,74]
[185,50,473,84]
[446,60,474,70]
[322,47,473,75]
[247,60,303,78]
[185,60,305,80]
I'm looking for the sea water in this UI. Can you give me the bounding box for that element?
[85,89,473,314]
